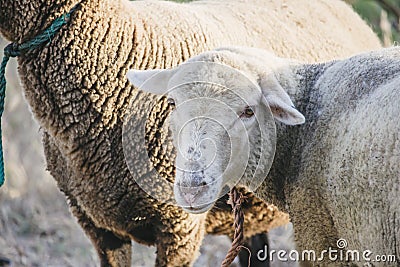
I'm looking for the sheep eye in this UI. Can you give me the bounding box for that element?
[240,106,254,118]
[167,98,175,109]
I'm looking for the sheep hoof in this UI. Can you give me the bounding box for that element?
[0,256,11,267]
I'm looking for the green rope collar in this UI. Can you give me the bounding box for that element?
[0,4,79,188]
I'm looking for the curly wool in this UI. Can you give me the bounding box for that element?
[0,0,381,266]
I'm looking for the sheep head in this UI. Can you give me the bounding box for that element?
[127,48,305,214]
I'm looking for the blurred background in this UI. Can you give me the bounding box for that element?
[347,0,400,46]
[0,0,399,266]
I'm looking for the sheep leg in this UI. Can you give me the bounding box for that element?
[43,133,131,266]
[239,233,270,267]
[154,214,206,267]
[155,241,196,267]
[155,234,200,267]
[68,195,132,267]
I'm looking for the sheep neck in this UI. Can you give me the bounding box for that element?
[0,0,80,43]
[262,62,331,212]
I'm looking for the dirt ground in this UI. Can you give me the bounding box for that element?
[0,39,238,267]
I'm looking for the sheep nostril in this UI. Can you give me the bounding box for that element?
[193,151,201,161]
[187,147,202,161]
[200,181,207,186]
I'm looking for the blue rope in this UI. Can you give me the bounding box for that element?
[0,5,78,188]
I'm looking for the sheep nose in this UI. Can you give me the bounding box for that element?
[178,169,207,188]
[182,161,203,179]
[181,188,200,206]
[177,165,208,205]
[187,146,202,161]
[178,180,208,206]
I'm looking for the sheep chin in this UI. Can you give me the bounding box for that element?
[181,203,215,215]
[173,182,221,214]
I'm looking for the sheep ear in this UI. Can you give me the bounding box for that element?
[260,75,305,125]
[126,69,175,95]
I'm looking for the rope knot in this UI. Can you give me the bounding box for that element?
[4,43,20,58]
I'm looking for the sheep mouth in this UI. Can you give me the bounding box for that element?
[181,203,214,214]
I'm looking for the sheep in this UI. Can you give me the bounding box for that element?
[0,0,382,266]
[128,46,400,265]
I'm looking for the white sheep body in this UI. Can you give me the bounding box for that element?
[287,48,400,261]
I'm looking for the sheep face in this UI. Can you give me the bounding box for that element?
[166,76,262,213]
[127,52,305,214]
